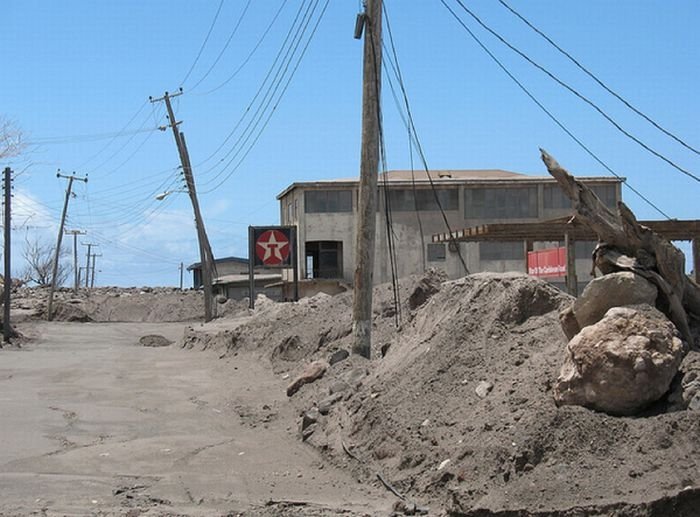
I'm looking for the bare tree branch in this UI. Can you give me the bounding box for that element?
[0,117,25,160]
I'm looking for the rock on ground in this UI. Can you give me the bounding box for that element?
[572,271,658,329]
[555,305,684,415]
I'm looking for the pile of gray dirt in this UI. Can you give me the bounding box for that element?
[189,271,700,516]
[11,287,250,323]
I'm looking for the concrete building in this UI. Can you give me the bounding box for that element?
[276,169,622,291]
[188,256,282,300]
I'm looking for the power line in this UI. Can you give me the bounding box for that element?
[496,0,700,157]
[198,0,330,193]
[201,0,290,95]
[381,2,470,273]
[192,0,313,171]
[27,125,160,146]
[450,0,700,184]
[439,0,673,220]
[180,0,225,87]
[76,100,149,170]
[188,0,253,92]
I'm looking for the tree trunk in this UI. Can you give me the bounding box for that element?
[540,149,699,348]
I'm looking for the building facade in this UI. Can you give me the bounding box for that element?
[277,169,622,290]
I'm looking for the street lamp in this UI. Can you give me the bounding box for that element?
[155,189,187,201]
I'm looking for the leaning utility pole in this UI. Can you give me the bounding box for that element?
[3,167,13,343]
[47,172,87,321]
[352,0,382,359]
[65,229,86,292]
[150,89,216,321]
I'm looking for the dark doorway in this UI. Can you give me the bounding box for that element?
[305,241,343,279]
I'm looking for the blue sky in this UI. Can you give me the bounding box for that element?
[2,1,698,287]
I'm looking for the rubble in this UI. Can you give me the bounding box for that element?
[554,305,684,414]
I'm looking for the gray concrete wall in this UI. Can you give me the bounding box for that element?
[279,179,619,287]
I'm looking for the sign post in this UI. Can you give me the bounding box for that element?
[248,225,298,309]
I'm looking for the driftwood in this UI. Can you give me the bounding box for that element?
[540,149,699,348]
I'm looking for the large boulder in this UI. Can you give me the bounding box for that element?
[572,271,657,329]
[554,305,683,415]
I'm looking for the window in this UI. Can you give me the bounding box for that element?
[385,188,458,211]
[590,184,617,208]
[304,190,353,213]
[480,241,525,261]
[427,243,446,262]
[465,187,537,219]
[305,241,343,278]
[543,185,571,210]
[544,184,617,209]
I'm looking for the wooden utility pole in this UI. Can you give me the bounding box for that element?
[66,229,86,292]
[47,172,87,320]
[3,167,13,343]
[352,0,382,359]
[81,243,98,288]
[90,252,101,288]
[150,89,216,321]
[179,262,184,290]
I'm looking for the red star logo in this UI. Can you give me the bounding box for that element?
[256,230,290,266]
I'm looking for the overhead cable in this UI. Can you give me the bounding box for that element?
[440,0,673,219]
[451,0,700,184]
[188,0,253,92]
[497,0,700,156]
[201,0,290,95]
[180,0,225,87]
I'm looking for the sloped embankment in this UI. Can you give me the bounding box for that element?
[184,272,700,516]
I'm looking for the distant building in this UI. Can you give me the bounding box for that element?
[276,169,622,292]
[187,256,282,301]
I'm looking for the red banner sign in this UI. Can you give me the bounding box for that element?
[528,247,567,278]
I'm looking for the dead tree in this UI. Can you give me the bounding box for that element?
[540,149,699,348]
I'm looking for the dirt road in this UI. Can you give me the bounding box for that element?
[0,322,387,516]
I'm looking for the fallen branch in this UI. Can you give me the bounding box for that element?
[540,149,698,348]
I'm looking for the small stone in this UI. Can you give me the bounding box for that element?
[318,393,343,415]
[329,380,350,395]
[301,423,317,441]
[328,349,349,366]
[139,334,172,347]
[302,408,320,431]
[286,360,329,397]
[475,381,494,399]
[437,459,451,470]
[345,367,368,388]
[421,418,430,427]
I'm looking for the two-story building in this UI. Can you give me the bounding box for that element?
[277,169,623,293]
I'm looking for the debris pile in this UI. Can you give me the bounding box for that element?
[184,269,699,515]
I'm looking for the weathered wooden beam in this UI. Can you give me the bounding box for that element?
[540,149,698,348]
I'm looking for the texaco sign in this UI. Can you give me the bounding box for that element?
[250,226,296,268]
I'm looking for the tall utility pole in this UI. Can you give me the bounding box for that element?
[90,252,102,288]
[2,167,13,343]
[65,229,86,292]
[352,0,382,359]
[150,89,216,321]
[81,243,98,288]
[47,172,87,321]
[179,262,184,290]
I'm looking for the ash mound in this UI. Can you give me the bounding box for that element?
[190,271,700,516]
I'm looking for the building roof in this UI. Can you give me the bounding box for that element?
[277,169,622,199]
[187,255,248,271]
[213,273,282,286]
[431,217,700,243]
